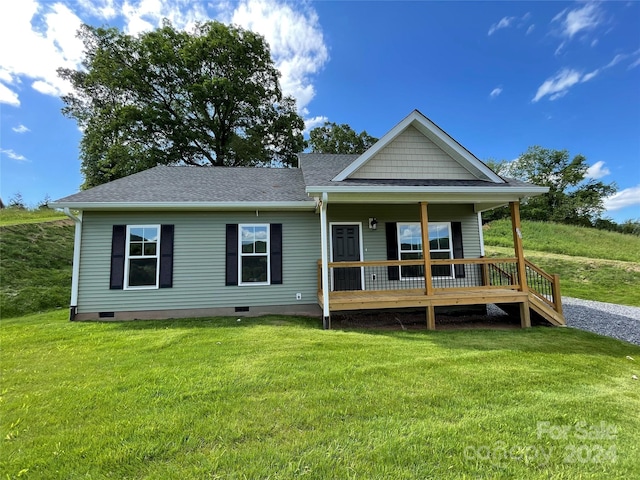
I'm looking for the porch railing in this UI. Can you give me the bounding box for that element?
[317,258,522,293]
[317,258,562,315]
[525,260,563,316]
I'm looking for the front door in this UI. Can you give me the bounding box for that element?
[332,224,362,291]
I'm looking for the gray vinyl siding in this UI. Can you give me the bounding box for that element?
[327,203,482,289]
[77,211,320,313]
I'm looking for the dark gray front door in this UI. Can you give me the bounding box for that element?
[332,224,361,291]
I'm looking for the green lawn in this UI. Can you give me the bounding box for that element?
[2,311,639,479]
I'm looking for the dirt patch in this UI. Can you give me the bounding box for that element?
[330,309,525,331]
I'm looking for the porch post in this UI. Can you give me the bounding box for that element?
[509,201,528,293]
[419,202,434,296]
[320,193,331,329]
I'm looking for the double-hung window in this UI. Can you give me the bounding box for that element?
[239,224,270,285]
[397,222,454,279]
[397,223,424,279]
[428,223,454,277]
[125,225,160,288]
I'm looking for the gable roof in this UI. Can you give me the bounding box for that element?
[332,110,504,183]
[52,165,314,210]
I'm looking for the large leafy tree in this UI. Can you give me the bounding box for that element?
[487,146,617,226]
[59,21,305,189]
[307,121,377,154]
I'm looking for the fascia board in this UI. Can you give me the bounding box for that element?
[49,201,317,211]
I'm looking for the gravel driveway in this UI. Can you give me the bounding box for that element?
[561,297,640,346]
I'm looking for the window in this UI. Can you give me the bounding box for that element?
[397,223,424,279]
[239,224,270,285]
[428,223,454,277]
[397,222,453,279]
[125,225,160,288]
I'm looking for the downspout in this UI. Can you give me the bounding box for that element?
[319,192,331,329]
[63,208,82,321]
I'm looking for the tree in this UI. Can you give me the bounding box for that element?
[489,146,617,225]
[307,121,377,154]
[8,193,26,210]
[58,21,305,189]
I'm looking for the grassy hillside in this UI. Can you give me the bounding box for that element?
[0,218,74,317]
[0,208,66,226]
[484,220,640,306]
[2,311,639,479]
[483,219,640,263]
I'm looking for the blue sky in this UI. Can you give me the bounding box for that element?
[1,0,639,222]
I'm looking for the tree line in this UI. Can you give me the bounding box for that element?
[56,20,636,234]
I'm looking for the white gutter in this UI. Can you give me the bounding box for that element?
[477,212,485,257]
[319,192,331,329]
[49,201,317,211]
[63,208,82,321]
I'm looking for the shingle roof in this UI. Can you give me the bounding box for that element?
[298,153,359,186]
[54,165,309,204]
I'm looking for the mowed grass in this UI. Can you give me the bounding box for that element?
[2,311,639,479]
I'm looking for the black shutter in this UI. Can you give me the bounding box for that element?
[385,222,400,281]
[270,224,283,285]
[225,224,238,286]
[452,221,465,278]
[110,225,126,289]
[159,225,174,288]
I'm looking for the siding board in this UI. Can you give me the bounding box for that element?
[352,126,477,180]
[77,211,320,313]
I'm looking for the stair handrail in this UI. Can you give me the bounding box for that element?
[524,260,563,315]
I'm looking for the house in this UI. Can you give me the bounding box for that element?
[51,110,565,329]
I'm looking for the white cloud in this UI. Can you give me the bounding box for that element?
[526,24,535,35]
[581,69,599,83]
[585,161,610,179]
[0,0,85,103]
[559,2,602,38]
[0,0,329,123]
[0,82,20,106]
[12,124,30,133]
[488,12,533,36]
[303,115,328,134]
[488,16,516,36]
[532,68,582,102]
[604,186,640,211]
[0,148,28,162]
[551,2,604,53]
[228,0,329,113]
[489,87,503,98]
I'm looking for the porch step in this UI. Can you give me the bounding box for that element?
[496,293,565,327]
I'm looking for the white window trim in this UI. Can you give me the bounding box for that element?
[329,222,365,292]
[124,224,160,290]
[238,223,271,286]
[397,222,454,280]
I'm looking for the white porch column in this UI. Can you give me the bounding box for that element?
[64,208,83,321]
[319,193,331,329]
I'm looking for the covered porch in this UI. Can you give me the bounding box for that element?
[317,201,564,330]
